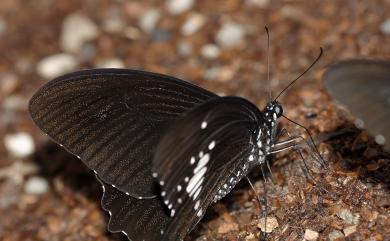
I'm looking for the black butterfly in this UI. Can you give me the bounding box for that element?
[29,61,321,240]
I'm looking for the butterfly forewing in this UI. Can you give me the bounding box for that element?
[29,69,217,197]
[152,97,262,240]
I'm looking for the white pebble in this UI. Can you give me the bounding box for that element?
[181,13,205,36]
[380,19,390,35]
[37,53,78,79]
[139,9,161,33]
[328,230,344,241]
[166,0,194,15]
[0,17,7,37]
[4,133,35,158]
[375,134,386,146]
[24,176,49,195]
[200,44,220,59]
[60,13,99,53]
[124,26,141,40]
[304,229,319,241]
[216,22,245,48]
[177,41,193,56]
[102,16,125,34]
[2,95,27,111]
[246,0,270,7]
[95,58,125,68]
[257,216,279,233]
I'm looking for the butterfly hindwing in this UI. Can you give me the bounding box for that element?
[29,69,217,197]
[98,177,171,241]
[152,96,262,240]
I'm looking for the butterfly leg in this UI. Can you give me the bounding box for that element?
[245,167,269,240]
[280,130,331,195]
[259,162,269,241]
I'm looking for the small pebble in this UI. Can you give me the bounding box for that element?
[177,41,193,56]
[245,233,255,240]
[337,209,360,225]
[304,229,319,241]
[95,58,125,68]
[102,15,126,33]
[200,44,220,59]
[0,17,7,36]
[0,73,19,96]
[124,26,141,40]
[257,217,278,233]
[4,132,35,158]
[2,95,27,111]
[0,161,38,184]
[374,134,386,146]
[204,66,235,82]
[217,222,238,234]
[37,53,78,79]
[80,43,96,62]
[343,225,357,237]
[181,13,205,36]
[246,0,270,7]
[216,22,246,48]
[138,9,161,33]
[151,29,171,42]
[380,19,390,35]
[60,13,99,53]
[328,230,344,241]
[281,5,304,19]
[24,176,49,195]
[166,0,194,15]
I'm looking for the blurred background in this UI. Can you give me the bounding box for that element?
[0,0,389,240]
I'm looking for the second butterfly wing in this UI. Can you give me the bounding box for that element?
[324,60,390,151]
[29,69,217,197]
[152,96,262,240]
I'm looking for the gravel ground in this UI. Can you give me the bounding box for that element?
[0,1,389,240]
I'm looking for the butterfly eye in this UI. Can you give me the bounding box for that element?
[274,102,283,118]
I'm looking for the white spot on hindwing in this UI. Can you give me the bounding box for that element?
[193,153,210,173]
[201,121,207,129]
[194,200,200,210]
[197,209,203,217]
[208,140,216,150]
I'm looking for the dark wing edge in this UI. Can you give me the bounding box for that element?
[97,176,171,241]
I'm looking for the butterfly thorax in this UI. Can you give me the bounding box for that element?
[212,100,283,203]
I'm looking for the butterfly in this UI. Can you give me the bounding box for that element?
[29,49,323,240]
[324,59,390,152]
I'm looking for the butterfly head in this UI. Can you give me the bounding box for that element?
[263,101,283,123]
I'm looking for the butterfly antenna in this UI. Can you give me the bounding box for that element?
[265,26,272,101]
[274,47,323,101]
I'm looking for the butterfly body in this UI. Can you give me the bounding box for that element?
[29,69,284,241]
